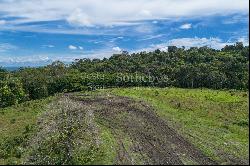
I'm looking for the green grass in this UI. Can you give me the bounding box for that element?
[0,97,55,165]
[0,93,119,165]
[1,88,248,164]
[95,109,145,165]
[109,87,249,164]
[97,126,117,165]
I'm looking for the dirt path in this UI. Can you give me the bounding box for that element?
[69,93,217,165]
[25,93,217,164]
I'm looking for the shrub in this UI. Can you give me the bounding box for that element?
[0,78,26,107]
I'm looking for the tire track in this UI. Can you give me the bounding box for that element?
[72,94,217,165]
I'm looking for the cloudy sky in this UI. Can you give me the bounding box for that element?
[0,0,249,66]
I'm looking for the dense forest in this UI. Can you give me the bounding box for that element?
[0,42,249,107]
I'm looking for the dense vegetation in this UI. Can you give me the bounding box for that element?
[0,42,248,107]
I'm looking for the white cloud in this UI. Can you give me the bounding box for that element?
[179,23,192,29]
[42,44,55,48]
[222,14,248,24]
[112,46,122,52]
[237,36,249,45]
[47,45,54,48]
[0,0,248,27]
[138,34,163,41]
[0,49,115,66]
[66,9,94,27]
[153,37,233,50]
[68,45,77,50]
[134,24,154,34]
[0,43,17,52]
[68,45,84,51]
[0,55,50,64]
[1,36,248,66]
[138,37,248,52]
[0,20,6,25]
[139,9,152,17]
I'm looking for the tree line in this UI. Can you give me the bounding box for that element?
[0,42,248,107]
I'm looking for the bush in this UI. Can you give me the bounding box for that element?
[0,78,26,107]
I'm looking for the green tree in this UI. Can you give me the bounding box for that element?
[0,78,26,107]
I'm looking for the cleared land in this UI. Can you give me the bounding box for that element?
[0,88,248,165]
[111,87,249,164]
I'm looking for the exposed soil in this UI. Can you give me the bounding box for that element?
[68,93,217,165]
[24,92,218,164]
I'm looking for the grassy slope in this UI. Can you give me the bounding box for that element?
[0,97,55,165]
[110,87,249,164]
[0,95,117,165]
[0,88,248,164]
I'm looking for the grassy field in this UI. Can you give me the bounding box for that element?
[0,95,117,165]
[110,87,249,164]
[0,97,55,165]
[0,87,248,165]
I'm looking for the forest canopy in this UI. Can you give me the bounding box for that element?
[0,42,249,107]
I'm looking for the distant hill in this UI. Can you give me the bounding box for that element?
[2,66,21,71]
[2,66,42,71]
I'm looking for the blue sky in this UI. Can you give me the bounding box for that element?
[0,0,249,67]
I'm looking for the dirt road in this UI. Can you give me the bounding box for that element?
[27,93,216,165]
[71,93,216,165]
